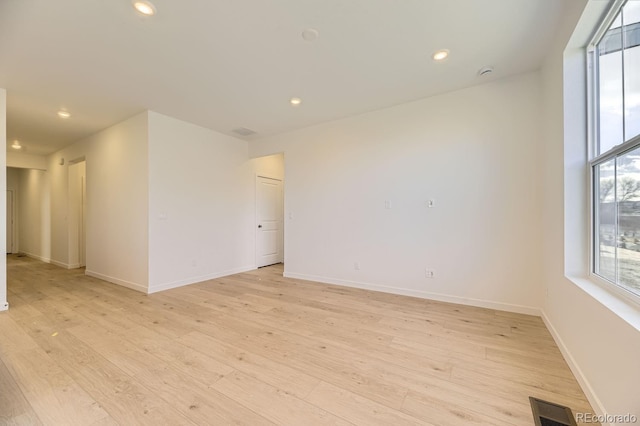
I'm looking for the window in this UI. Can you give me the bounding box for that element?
[590,0,640,298]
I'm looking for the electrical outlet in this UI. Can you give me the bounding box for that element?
[384,200,392,209]
[354,262,360,271]
[425,269,434,278]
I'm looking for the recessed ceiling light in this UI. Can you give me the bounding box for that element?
[290,97,302,106]
[133,0,156,16]
[302,28,319,42]
[57,110,71,119]
[432,49,449,61]
[11,140,22,150]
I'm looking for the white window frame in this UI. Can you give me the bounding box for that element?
[587,0,640,305]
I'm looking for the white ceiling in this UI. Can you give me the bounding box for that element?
[0,0,567,155]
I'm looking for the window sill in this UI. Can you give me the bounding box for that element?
[566,274,640,332]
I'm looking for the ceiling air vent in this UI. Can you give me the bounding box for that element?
[232,127,257,137]
[529,397,577,426]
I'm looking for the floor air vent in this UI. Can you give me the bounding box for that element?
[529,397,577,426]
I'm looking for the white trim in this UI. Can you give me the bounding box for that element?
[588,0,626,49]
[255,175,284,268]
[6,189,15,254]
[46,258,81,270]
[589,160,596,280]
[0,301,8,312]
[567,275,640,331]
[148,265,256,294]
[50,259,72,269]
[85,270,148,293]
[283,271,541,316]
[22,252,51,264]
[541,311,607,421]
[591,133,640,164]
[586,45,597,160]
[589,271,640,309]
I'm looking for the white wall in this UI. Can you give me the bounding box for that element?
[48,112,149,291]
[0,88,7,311]
[250,73,544,314]
[7,167,19,187]
[7,167,20,254]
[251,153,284,180]
[7,152,47,171]
[147,111,255,292]
[17,168,50,261]
[540,0,640,420]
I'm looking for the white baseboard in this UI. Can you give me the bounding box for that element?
[148,265,256,294]
[283,271,541,316]
[22,252,51,264]
[85,270,148,294]
[541,311,606,420]
[20,253,81,270]
[0,301,8,312]
[50,259,71,269]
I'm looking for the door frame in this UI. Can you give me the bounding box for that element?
[6,189,15,254]
[68,158,86,269]
[255,175,284,268]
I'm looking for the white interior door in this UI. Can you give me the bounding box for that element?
[256,176,283,267]
[80,174,86,267]
[6,190,13,254]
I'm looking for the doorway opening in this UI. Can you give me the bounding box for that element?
[68,158,86,268]
[253,153,285,270]
[256,176,283,267]
[6,189,14,254]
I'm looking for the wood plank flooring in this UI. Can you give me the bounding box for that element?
[1,255,596,425]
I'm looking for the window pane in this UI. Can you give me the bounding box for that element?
[623,2,640,141]
[616,148,640,294]
[593,2,640,298]
[624,0,640,25]
[596,159,616,282]
[599,14,624,154]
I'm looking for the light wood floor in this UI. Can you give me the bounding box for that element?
[1,255,595,425]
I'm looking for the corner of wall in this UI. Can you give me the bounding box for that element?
[540,0,640,419]
[540,310,606,415]
[146,112,254,291]
[0,87,7,311]
[85,270,149,294]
